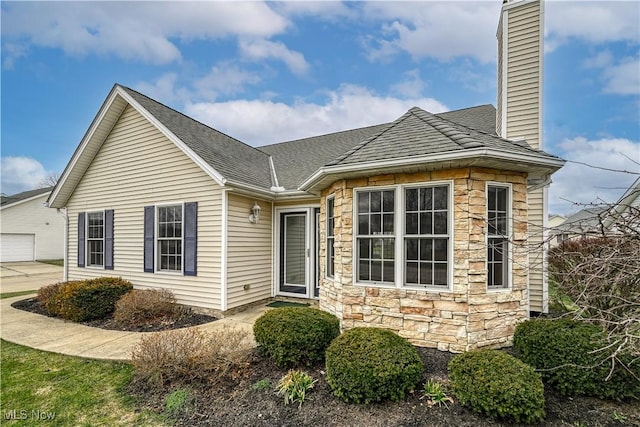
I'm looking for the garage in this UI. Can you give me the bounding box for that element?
[0,233,35,262]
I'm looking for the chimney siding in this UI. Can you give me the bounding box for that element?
[497,0,548,313]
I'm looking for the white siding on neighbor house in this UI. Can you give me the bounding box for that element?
[226,193,273,310]
[0,193,64,260]
[499,0,546,312]
[66,105,223,310]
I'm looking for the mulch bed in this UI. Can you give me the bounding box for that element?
[129,348,640,427]
[11,297,216,332]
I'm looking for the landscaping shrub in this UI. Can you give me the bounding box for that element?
[325,327,423,403]
[131,326,251,389]
[514,318,640,400]
[448,349,545,424]
[38,277,132,321]
[253,307,340,367]
[37,282,65,315]
[113,288,181,327]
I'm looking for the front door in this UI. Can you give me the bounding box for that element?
[278,209,319,298]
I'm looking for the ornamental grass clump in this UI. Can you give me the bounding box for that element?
[325,327,423,403]
[253,307,340,367]
[448,349,545,424]
[113,288,182,328]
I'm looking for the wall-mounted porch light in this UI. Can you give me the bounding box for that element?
[249,202,262,224]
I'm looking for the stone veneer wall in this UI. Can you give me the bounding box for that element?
[318,167,529,352]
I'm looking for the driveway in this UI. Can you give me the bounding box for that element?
[0,261,63,293]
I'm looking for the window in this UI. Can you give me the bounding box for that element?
[87,211,104,267]
[404,186,449,287]
[157,205,183,272]
[487,185,510,289]
[326,197,335,278]
[356,189,395,283]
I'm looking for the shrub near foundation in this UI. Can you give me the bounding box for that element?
[325,327,424,404]
[38,277,132,321]
[114,288,181,328]
[514,318,640,400]
[448,349,545,424]
[253,307,340,367]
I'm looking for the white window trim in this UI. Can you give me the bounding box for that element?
[86,210,105,268]
[326,195,335,279]
[486,182,513,291]
[352,181,454,292]
[155,202,185,275]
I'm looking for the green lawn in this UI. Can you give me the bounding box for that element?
[0,340,167,426]
[37,259,64,267]
[0,290,37,300]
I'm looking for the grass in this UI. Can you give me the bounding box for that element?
[0,290,37,300]
[0,340,167,426]
[37,259,64,267]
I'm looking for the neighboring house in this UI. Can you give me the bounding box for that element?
[48,0,564,351]
[0,187,64,262]
[552,177,640,243]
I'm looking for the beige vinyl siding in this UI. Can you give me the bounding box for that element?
[66,105,222,310]
[499,0,546,312]
[226,193,273,309]
[274,198,320,208]
[504,0,541,149]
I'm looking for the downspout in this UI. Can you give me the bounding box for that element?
[56,208,69,281]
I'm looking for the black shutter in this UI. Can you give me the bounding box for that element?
[144,206,155,273]
[105,209,114,270]
[184,202,198,276]
[78,212,85,268]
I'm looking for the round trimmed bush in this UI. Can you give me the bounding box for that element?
[325,327,423,403]
[514,318,640,400]
[448,349,545,424]
[253,307,340,367]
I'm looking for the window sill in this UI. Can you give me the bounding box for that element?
[487,286,511,293]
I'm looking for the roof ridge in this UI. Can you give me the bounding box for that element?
[119,85,271,161]
[259,122,391,150]
[409,108,485,149]
[433,110,548,155]
[326,111,415,166]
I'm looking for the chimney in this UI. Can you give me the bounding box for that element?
[496,0,544,149]
[496,0,549,313]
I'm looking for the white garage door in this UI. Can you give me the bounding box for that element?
[0,233,35,262]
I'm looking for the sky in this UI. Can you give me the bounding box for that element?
[1,0,638,215]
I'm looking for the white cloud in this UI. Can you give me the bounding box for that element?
[602,57,640,95]
[184,84,448,146]
[0,157,49,196]
[549,137,640,215]
[194,63,262,99]
[363,2,501,63]
[239,39,309,76]
[582,50,613,69]
[546,2,640,47]
[390,69,427,98]
[1,2,289,65]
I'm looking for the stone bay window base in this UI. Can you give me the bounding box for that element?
[318,168,529,353]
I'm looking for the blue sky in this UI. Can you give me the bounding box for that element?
[1,1,638,215]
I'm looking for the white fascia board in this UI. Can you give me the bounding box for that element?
[224,179,276,199]
[48,87,126,208]
[117,88,227,187]
[299,149,565,191]
[1,192,50,211]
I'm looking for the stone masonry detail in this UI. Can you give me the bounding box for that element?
[318,168,528,352]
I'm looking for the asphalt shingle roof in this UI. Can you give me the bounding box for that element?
[122,86,274,190]
[1,187,52,207]
[330,107,559,166]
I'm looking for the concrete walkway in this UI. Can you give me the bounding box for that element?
[1,294,270,361]
[0,261,63,293]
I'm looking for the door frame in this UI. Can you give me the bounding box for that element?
[274,206,320,299]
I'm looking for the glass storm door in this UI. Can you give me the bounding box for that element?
[280,213,307,295]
